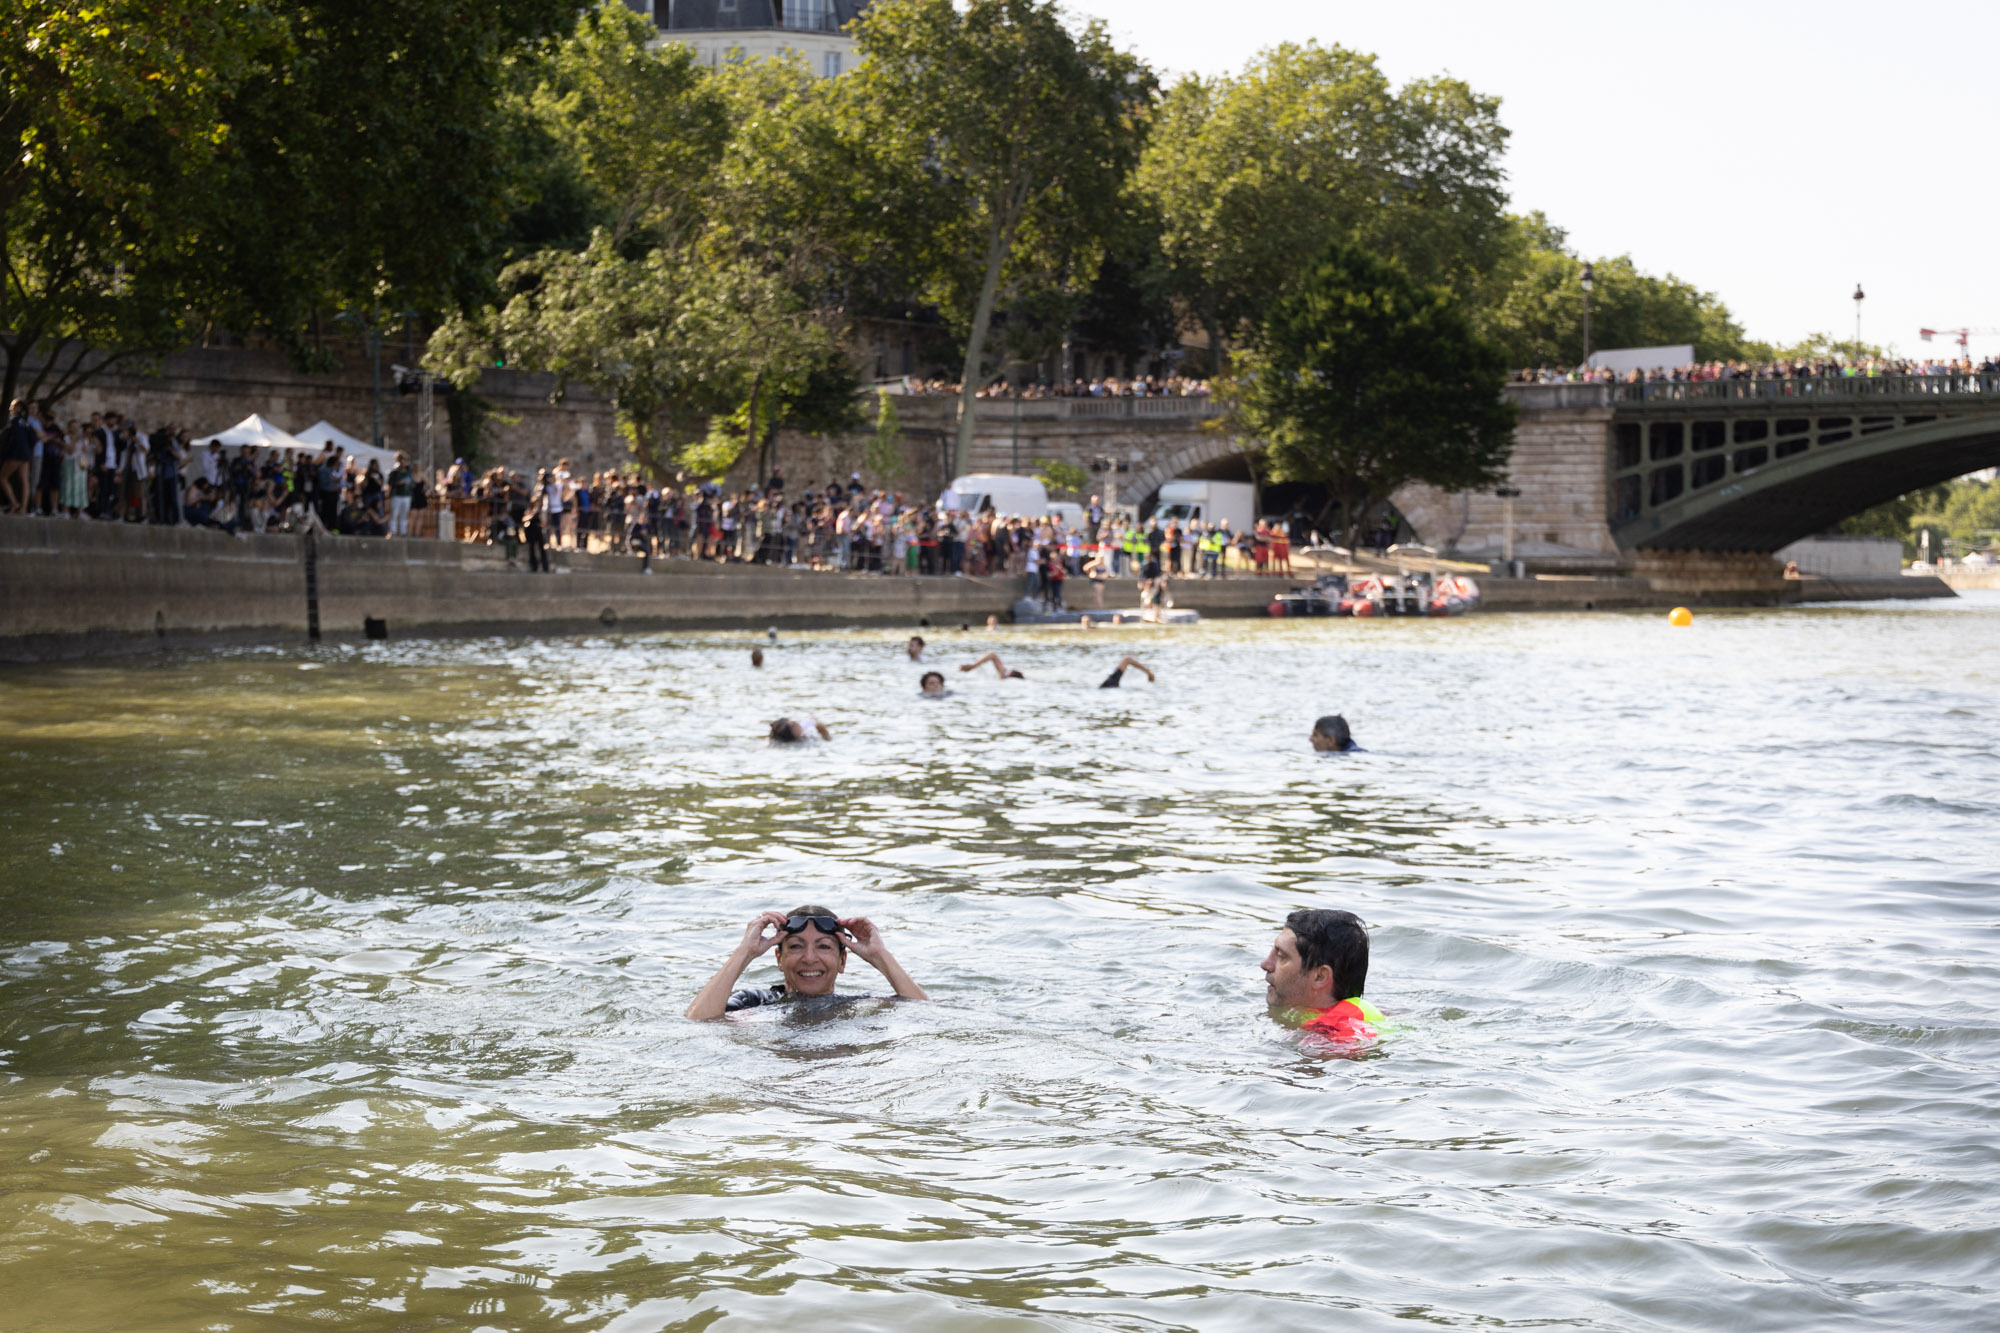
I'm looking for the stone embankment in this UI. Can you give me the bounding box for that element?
[0,519,1957,661]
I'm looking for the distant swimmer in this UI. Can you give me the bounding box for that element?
[751,647,765,668]
[1309,714,1362,753]
[769,715,832,743]
[961,651,1025,679]
[1261,908,1383,1042]
[907,634,927,661]
[1098,656,1155,688]
[686,906,930,1019]
[920,670,947,696]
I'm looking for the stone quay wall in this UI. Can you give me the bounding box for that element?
[0,517,1026,661]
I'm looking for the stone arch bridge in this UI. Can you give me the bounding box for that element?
[919,373,2000,569]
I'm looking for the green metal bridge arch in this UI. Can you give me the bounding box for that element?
[1603,374,2000,552]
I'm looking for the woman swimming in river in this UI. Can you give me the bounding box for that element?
[685,907,929,1019]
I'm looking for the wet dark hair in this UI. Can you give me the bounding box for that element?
[1285,908,1368,999]
[1312,715,1352,747]
[909,634,926,646]
[769,718,805,743]
[920,671,944,689]
[785,903,846,955]
[750,647,764,666]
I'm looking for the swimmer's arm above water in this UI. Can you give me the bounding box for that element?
[840,917,929,1001]
[809,714,832,740]
[1112,656,1154,683]
[686,911,785,1021]
[960,652,1008,678]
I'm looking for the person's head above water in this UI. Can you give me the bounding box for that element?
[920,670,945,695]
[769,716,831,743]
[907,635,926,660]
[1262,908,1369,1010]
[1310,714,1355,753]
[751,647,764,668]
[772,903,848,997]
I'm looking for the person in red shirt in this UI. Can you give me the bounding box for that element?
[1260,908,1383,1042]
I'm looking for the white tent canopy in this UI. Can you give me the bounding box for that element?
[292,419,397,470]
[190,413,311,452]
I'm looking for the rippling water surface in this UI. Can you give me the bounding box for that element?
[3,597,1998,1331]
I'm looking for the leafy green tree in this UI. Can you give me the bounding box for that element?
[1476,213,1755,368]
[1227,243,1515,546]
[1136,42,1509,369]
[842,0,1153,476]
[200,0,578,354]
[1032,457,1090,498]
[0,0,266,404]
[526,4,730,247]
[863,391,907,484]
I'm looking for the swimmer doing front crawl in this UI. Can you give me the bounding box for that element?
[958,652,1155,686]
[686,907,929,1019]
[1261,907,1384,1042]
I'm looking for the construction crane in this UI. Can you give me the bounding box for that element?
[1918,326,2000,356]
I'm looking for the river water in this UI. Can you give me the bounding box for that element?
[2,598,1997,1331]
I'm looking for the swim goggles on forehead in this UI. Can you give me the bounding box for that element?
[782,914,844,937]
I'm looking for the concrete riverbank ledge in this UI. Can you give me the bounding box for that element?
[0,518,1956,660]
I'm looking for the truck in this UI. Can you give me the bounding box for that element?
[944,474,1050,520]
[1153,479,1256,535]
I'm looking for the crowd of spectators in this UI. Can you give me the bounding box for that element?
[3,397,1332,591]
[0,399,429,536]
[1517,355,2000,385]
[449,461,1314,587]
[887,374,1213,400]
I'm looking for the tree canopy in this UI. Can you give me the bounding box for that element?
[1136,42,1509,370]
[840,0,1153,474]
[1227,243,1516,544]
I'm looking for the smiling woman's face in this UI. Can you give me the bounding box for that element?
[776,925,846,996]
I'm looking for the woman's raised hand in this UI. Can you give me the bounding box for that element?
[740,911,788,957]
[838,916,887,963]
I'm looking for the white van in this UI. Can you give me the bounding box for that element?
[945,474,1050,520]
[1154,479,1256,533]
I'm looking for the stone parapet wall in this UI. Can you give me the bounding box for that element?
[54,347,627,475]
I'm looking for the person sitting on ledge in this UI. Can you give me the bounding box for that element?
[1309,714,1362,753]
[686,906,929,1019]
[961,652,1025,679]
[1260,907,1384,1043]
[769,716,831,743]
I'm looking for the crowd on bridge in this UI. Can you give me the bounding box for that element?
[887,374,1214,400]
[1518,354,2000,385]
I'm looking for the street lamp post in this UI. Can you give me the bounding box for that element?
[1852,283,1865,358]
[1579,263,1595,365]
[335,309,386,451]
[1494,484,1521,576]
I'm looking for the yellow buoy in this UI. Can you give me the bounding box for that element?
[1667,606,1693,627]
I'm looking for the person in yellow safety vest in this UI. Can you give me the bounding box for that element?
[1260,907,1384,1045]
[1205,523,1229,578]
[1124,523,1144,573]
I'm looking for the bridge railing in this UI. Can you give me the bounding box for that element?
[1608,373,2000,404]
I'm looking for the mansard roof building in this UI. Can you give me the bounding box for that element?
[633,0,874,77]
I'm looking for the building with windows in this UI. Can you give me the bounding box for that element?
[630,0,873,78]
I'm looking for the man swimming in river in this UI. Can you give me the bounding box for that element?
[685,906,929,1019]
[959,653,1156,685]
[1309,715,1362,753]
[1260,908,1383,1042]
[920,670,947,696]
[770,716,832,743]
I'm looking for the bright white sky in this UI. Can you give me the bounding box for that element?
[1078,0,2000,360]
